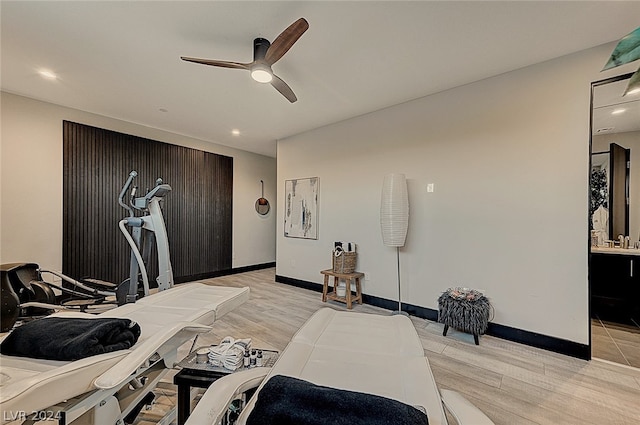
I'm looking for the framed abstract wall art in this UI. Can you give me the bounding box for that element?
[284,177,318,239]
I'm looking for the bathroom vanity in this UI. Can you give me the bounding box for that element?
[590,247,640,323]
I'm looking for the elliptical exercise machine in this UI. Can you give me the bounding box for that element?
[1,171,175,330]
[51,170,175,305]
[116,170,174,303]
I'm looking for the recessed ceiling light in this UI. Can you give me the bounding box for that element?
[231,129,240,136]
[38,69,57,80]
[611,108,626,115]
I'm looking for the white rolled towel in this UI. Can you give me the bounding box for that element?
[334,241,356,252]
[208,336,251,370]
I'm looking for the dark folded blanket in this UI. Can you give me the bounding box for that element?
[0,317,141,361]
[246,375,428,425]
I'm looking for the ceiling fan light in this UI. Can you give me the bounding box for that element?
[251,65,272,83]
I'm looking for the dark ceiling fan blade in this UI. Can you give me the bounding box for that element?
[265,18,309,65]
[271,74,297,103]
[180,56,251,70]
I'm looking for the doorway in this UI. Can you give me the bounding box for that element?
[589,74,640,367]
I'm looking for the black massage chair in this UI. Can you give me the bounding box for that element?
[1,263,113,332]
[1,263,56,331]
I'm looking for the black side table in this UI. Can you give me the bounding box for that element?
[173,347,278,425]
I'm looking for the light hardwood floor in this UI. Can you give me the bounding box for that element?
[147,268,640,425]
[592,317,640,368]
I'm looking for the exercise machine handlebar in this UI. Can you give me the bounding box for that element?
[118,170,138,217]
[118,219,150,297]
[39,269,113,297]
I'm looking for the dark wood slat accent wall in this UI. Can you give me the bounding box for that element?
[63,121,232,286]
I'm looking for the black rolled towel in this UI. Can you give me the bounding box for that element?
[0,317,141,361]
[246,375,428,425]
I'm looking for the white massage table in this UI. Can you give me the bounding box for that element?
[186,308,494,425]
[0,282,249,425]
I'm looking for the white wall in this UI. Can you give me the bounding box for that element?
[593,130,640,241]
[277,43,637,345]
[0,92,276,271]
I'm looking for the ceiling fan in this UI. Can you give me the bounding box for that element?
[181,18,309,103]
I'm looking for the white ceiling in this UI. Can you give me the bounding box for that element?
[2,1,640,157]
[592,77,640,136]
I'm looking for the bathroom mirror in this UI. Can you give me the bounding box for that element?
[591,75,640,242]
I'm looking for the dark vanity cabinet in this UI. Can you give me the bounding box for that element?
[590,251,640,323]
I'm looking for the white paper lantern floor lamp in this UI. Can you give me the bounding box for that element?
[380,173,409,316]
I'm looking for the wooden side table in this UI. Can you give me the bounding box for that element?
[320,269,364,309]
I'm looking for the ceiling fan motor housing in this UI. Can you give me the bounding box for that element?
[253,38,271,61]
